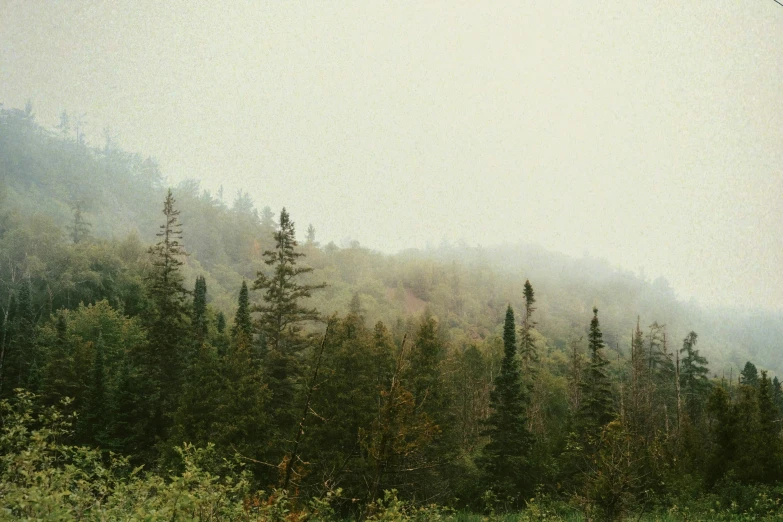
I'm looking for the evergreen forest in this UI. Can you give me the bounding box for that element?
[4,105,783,521]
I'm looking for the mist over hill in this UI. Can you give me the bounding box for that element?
[2,104,780,378]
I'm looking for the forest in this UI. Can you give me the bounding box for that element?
[3,104,783,521]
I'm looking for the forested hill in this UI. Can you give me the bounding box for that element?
[7,103,783,519]
[2,105,779,377]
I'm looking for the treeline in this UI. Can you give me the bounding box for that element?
[3,189,783,520]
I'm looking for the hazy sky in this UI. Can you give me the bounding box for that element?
[1,1,782,309]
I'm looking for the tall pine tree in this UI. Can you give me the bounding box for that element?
[141,189,190,451]
[252,208,325,431]
[578,307,614,442]
[192,275,208,344]
[231,280,252,343]
[679,331,710,421]
[519,280,538,369]
[480,305,531,504]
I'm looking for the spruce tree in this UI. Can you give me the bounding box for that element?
[305,223,318,246]
[231,280,252,342]
[480,305,531,504]
[741,361,759,387]
[407,312,444,407]
[757,370,780,482]
[628,317,651,437]
[577,307,614,441]
[141,189,190,447]
[773,376,783,415]
[70,202,91,244]
[679,331,710,421]
[192,276,208,344]
[519,280,538,369]
[252,208,325,429]
[706,385,737,484]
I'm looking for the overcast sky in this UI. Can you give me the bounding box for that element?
[1,1,782,309]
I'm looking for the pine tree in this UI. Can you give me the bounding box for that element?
[214,311,229,357]
[407,312,444,409]
[741,361,759,387]
[627,317,651,437]
[519,280,538,369]
[192,276,208,344]
[578,307,614,442]
[69,202,91,244]
[773,376,783,415]
[480,305,531,503]
[679,331,710,421]
[231,280,252,343]
[349,292,364,318]
[305,223,318,246]
[141,189,190,448]
[757,370,780,482]
[706,385,737,484]
[252,208,325,429]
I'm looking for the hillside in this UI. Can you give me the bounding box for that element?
[1,105,779,378]
[6,103,783,520]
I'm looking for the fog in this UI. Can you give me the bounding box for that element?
[1,1,781,309]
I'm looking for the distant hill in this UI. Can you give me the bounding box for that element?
[2,103,781,378]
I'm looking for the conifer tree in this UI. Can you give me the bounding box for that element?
[679,331,710,421]
[214,311,229,357]
[141,189,190,447]
[706,385,737,484]
[480,305,531,503]
[773,376,783,414]
[627,317,651,436]
[757,371,780,482]
[734,383,763,483]
[231,280,252,342]
[519,280,538,369]
[578,307,614,441]
[407,312,444,408]
[349,292,364,317]
[403,312,456,499]
[70,202,91,244]
[216,312,226,334]
[252,208,325,429]
[305,223,318,246]
[192,275,208,343]
[741,361,759,387]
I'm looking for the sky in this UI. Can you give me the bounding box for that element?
[1,1,782,309]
